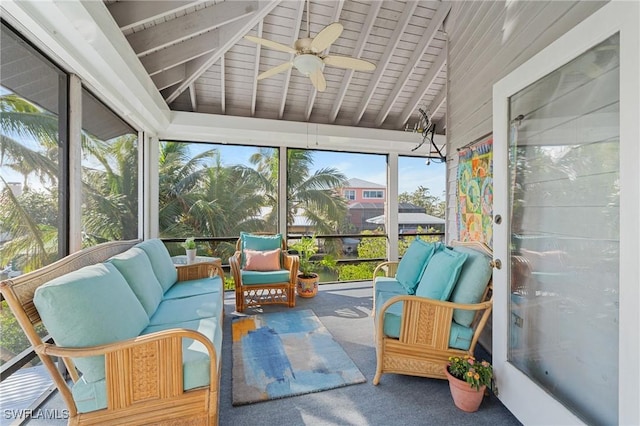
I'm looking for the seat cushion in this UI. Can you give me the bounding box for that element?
[73,316,222,413]
[162,276,223,300]
[415,246,468,301]
[395,239,437,294]
[450,246,493,327]
[135,239,178,292]
[373,276,407,309]
[240,269,290,285]
[375,291,474,350]
[149,294,222,326]
[33,263,149,383]
[107,247,164,316]
[240,233,282,267]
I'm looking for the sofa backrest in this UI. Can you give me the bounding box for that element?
[135,239,178,292]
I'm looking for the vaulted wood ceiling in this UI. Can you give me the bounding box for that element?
[104,0,450,132]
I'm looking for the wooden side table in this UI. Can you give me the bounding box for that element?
[171,255,223,281]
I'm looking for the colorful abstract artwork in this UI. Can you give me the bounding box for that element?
[457,137,493,247]
[231,309,366,405]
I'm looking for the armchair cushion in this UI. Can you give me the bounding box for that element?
[375,291,474,350]
[135,239,178,292]
[107,247,164,316]
[240,269,290,285]
[33,263,149,383]
[395,239,437,294]
[415,246,468,301]
[240,232,282,267]
[449,246,493,327]
[244,248,281,271]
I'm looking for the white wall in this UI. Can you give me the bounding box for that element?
[444,0,607,237]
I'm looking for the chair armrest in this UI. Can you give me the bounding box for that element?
[376,294,493,352]
[229,251,241,287]
[373,261,399,278]
[176,262,223,282]
[282,253,299,283]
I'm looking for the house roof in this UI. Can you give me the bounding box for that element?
[345,178,385,189]
[366,212,445,225]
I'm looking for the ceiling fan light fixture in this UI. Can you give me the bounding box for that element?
[293,54,323,76]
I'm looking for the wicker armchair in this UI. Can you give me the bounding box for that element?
[229,232,299,312]
[372,240,493,384]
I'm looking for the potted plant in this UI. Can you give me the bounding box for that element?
[289,235,336,298]
[182,237,197,264]
[444,355,493,412]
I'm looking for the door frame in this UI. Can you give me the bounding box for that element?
[492,2,639,424]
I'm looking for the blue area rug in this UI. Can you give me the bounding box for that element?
[231,309,366,405]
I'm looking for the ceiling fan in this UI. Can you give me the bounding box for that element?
[244,5,375,92]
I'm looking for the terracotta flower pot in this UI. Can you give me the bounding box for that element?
[444,366,486,412]
[296,274,318,298]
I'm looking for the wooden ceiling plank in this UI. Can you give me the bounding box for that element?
[107,1,203,32]
[152,65,186,90]
[278,0,305,119]
[250,20,264,116]
[304,0,345,121]
[329,1,382,123]
[374,2,451,127]
[351,1,418,126]
[141,30,219,76]
[128,1,258,57]
[189,83,197,111]
[220,55,226,115]
[165,0,282,104]
[395,50,446,128]
[427,86,446,118]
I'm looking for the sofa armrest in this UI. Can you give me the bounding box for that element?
[373,261,399,278]
[376,294,493,353]
[176,261,223,282]
[37,328,219,416]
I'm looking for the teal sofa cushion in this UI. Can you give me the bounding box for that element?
[240,232,282,267]
[450,246,493,327]
[107,247,164,316]
[135,239,177,292]
[73,316,222,413]
[373,276,407,308]
[375,291,474,350]
[149,294,222,326]
[240,269,290,285]
[415,246,468,301]
[162,276,223,300]
[33,263,148,383]
[395,239,437,294]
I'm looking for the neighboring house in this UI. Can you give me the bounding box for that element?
[341,178,385,204]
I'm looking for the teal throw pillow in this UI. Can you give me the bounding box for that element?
[108,247,164,317]
[450,246,493,327]
[135,239,178,292]
[415,246,468,300]
[395,238,437,294]
[33,263,149,383]
[240,232,282,267]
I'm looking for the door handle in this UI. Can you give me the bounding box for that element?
[490,259,502,270]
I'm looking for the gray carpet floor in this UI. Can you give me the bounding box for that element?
[28,281,521,426]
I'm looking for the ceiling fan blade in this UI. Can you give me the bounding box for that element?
[244,35,297,54]
[310,22,343,52]
[308,69,327,92]
[257,62,293,80]
[323,55,376,71]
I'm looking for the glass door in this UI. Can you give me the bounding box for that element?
[492,3,639,424]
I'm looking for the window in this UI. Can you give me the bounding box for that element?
[81,89,138,246]
[344,190,355,200]
[363,190,384,199]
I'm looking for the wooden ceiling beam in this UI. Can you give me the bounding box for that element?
[189,83,197,112]
[278,0,306,120]
[140,30,219,76]
[374,2,451,127]
[107,1,204,32]
[250,20,264,116]
[127,1,257,57]
[328,1,381,123]
[396,50,446,129]
[220,55,226,115]
[351,1,418,126]
[165,0,281,105]
[427,86,447,118]
[151,65,186,90]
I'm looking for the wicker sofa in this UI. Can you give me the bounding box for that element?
[372,240,493,384]
[0,239,224,425]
